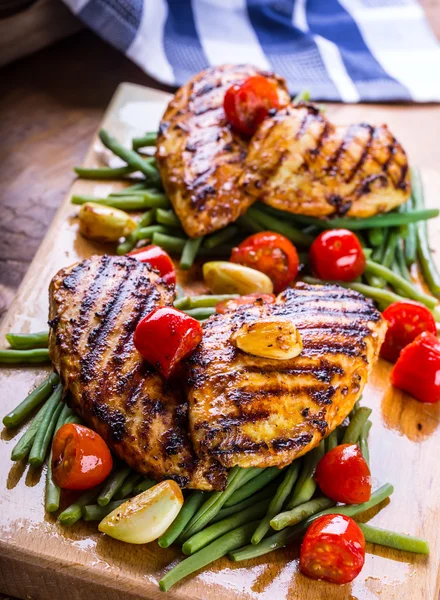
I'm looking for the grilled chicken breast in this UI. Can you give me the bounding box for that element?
[186,283,386,469]
[156,64,290,238]
[241,103,410,217]
[48,254,226,490]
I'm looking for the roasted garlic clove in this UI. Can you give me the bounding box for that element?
[203,261,273,295]
[231,318,303,360]
[78,202,136,242]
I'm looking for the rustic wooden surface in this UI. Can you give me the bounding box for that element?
[0,80,440,600]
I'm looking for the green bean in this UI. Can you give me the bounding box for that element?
[99,129,161,186]
[367,228,384,247]
[159,521,258,592]
[237,214,265,233]
[28,385,63,467]
[152,232,186,254]
[360,420,372,465]
[381,229,399,269]
[83,500,125,521]
[0,348,50,364]
[326,429,339,452]
[3,372,59,428]
[109,190,169,208]
[252,461,300,545]
[183,498,271,556]
[359,523,429,554]
[71,194,160,211]
[132,131,157,150]
[236,467,266,487]
[342,407,372,444]
[225,467,284,507]
[211,483,279,524]
[271,496,335,531]
[135,225,171,241]
[304,275,440,322]
[412,168,440,296]
[289,208,439,230]
[173,296,190,310]
[287,442,324,510]
[74,165,135,179]
[181,237,203,270]
[156,208,180,227]
[114,473,143,499]
[109,182,149,195]
[97,466,132,506]
[247,207,313,247]
[183,307,215,320]
[10,398,53,461]
[403,197,417,266]
[293,90,311,103]
[60,489,100,526]
[116,211,157,254]
[5,331,49,350]
[65,415,82,425]
[229,483,394,562]
[179,466,245,541]
[45,403,75,512]
[365,260,437,308]
[158,492,206,548]
[204,226,239,249]
[133,478,156,495]
[187,294,238,309]
[395,243,412,282]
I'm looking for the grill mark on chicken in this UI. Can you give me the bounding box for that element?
[345,124,374,183]
[49,255,227,491]
[326,123,361,175]
[186,282,387,469]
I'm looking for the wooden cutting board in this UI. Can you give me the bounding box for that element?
[0,83,439,600]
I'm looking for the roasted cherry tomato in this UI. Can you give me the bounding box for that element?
[315,443,371,504]
[310,229,365,282]
[300,514,365,584]
[52,423,113,490]
[391,331,440,403]
[380,301,436,362]
[224,76,281,136]
[134,307,203,378]
[128,245,176,286]
[230,232,299,293]
[216,293,276,314]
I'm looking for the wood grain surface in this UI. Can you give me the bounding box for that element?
[0,81,440,600]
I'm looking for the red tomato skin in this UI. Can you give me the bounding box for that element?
[128,245,176,286]
[380,301,436,362]
[216,293,276,314]
[230,231,299,293]
[52,423,113,490]
[310,229,365,282]
[300,514,365,585]
[315,443,371,504]
[391,331,440,403]
[223,76,281,136]
[134,307,203,379]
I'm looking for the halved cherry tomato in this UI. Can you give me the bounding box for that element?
[380,301,436,362]
[52,423,113,490]
[391,331,440,403]
[134,307,202,378]
[230,232,299,293]
[300,514,365,584]
[215,293,276,314]
[315,443,371,504]
[128,245,176,285]
[224,76,281,136]
[310,229,365,281]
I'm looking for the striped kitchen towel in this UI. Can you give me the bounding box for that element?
[62,0,440,102]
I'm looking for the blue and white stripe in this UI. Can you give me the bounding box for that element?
[63,0,440,102]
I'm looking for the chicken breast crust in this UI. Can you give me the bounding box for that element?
[240,103,410,217]
[48,254,226,490]
[156,64,290,238]
[186,283,387,469]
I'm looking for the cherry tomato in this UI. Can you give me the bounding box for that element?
[315,443,371,504]
[300,514,365,584]
[310,229,365,282]
[52,423,113,490]
[391,331,440,403]
[128,245,176,286]
[230,232,299,293]
[216,293,276,314]
[223,76,281,136]
[134,307,203,379]
[380,301,436,362]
